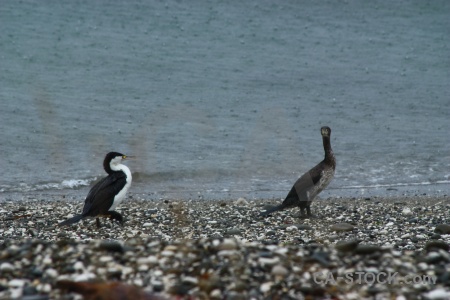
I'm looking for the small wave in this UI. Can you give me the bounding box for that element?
[0,178,92,193]
[338,180,450,190]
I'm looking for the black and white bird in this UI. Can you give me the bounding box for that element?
[261,126,336,217]
[59,152,133,227]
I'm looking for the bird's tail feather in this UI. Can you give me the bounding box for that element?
[59,214,84,226]
[260,205,284,217]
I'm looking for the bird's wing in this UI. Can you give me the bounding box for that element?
[286,161,326,200]
[82,172,127,216]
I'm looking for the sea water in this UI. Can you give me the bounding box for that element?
[1,1,449,200]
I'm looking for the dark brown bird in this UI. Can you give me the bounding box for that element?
[56,280,168,300]
[261,126,336,217]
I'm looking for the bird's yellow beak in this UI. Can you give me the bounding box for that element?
[123,155,135,160]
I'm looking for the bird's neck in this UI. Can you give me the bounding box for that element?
[322,136,335,165]
[104,162,129,175]
[111,163,133,183]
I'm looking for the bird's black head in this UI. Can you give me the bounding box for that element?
[321,126,331,137]
[103,152,128,173]
[105,152,127,162]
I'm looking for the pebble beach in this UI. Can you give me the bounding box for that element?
[1,194,449,299]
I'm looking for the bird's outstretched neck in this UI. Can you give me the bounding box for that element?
[322,135,335,164]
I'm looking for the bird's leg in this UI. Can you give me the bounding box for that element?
[96,217,102,228]
[299,207,307,218]
[306,206,316,218]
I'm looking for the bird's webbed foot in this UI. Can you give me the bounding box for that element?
[107,211,124,226]
[305,206,316,218]
[298,206,315,219]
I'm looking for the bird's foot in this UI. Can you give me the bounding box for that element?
[108,211,124,226]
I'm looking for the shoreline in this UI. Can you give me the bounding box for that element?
[0,195,449,299]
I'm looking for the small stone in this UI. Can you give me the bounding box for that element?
[161,250,174,257]
[260,282,272,293]
[225,228,241,235]
[218,238,238,251]
[425,241,449,252]
[99,256,113,263]
[98,240,124,253]
[259,257,280,266]
[265,230,276,236]
[285,225,298,232]
[402,207,413,216]
[44,268,58,278]
[435,224,450,234]
[293,224,313,231]
[22,285,38,296]
[0,262,15,272]
[210,289,222,299]
[330,223,355,232]
[354,244,381,255]
[271,265,288,277]
[8,279,27,288]
[235,198,248,206]
[423,288,450,299]
[143,223,152,227]
[431,234,442,240]
[335,240,361,252]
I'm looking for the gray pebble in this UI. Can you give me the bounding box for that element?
[354,244,381,255]
[335,240,361,252]
[330,223,355,232]
[435,224,450,234]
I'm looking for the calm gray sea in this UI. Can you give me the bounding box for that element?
[1,1,449,200]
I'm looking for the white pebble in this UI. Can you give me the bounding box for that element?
[45,268,58,278]
[42,256,52,265]
[218,238,238,250]
[143,223,152,227]
[138,265,149,272]
[258,257,280,266]
[210,289,222,298]
[160,250,174,257]
[74,261,85,271]
[74,272,96,281]
[286,225,298,232]
[235,197,248,206]
[183,276,198,284]
[402,208,412,216]
[38,283,52,293]
[271,265,288,277]
[423,288,450,300]
[8,279,27,288]
[0,262,15,272]
[260,281,272,293]
[99,256,113,263]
